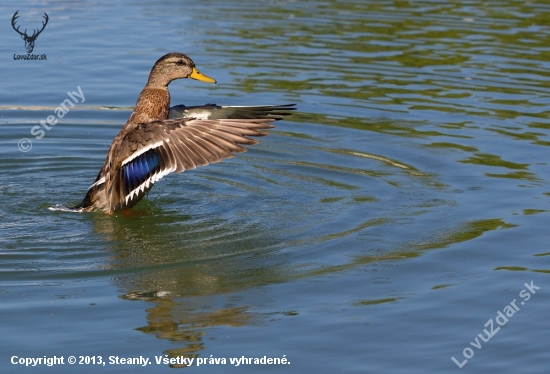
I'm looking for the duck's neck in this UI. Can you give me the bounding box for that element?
[126,83,171,126]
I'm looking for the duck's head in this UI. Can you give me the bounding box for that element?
[147,52,217,87]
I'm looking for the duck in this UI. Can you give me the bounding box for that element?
[74,52,295,213]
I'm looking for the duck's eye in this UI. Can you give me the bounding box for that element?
[176,60,184,66]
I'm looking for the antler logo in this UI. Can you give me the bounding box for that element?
[11,10,49,54]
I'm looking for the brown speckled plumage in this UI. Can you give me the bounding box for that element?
[74,53,295,213]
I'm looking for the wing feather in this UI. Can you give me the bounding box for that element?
[170,132,198,170]
[105,117,278,210]
[169,104,296,120]
[209,129,259,145]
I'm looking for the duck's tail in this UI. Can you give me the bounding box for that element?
[70,192,92,212]
[70,174,107,212]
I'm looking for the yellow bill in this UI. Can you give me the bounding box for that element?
[189,67,216,83]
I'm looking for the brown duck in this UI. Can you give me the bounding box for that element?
[75,52,295,213]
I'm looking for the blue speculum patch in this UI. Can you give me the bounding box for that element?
[123,150,161,193]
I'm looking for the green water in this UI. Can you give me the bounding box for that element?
[1,1,549,373]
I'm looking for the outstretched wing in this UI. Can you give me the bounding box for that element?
[169,104,296,120]
[105,118,275,211]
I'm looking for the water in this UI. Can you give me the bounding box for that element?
[1,1,549,372]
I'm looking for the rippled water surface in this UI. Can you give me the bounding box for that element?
[1,1,550,373]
